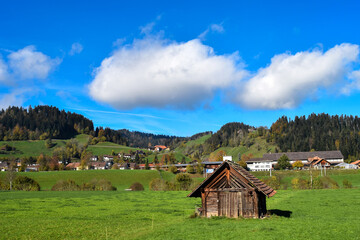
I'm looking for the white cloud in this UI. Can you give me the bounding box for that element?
[0,88,34,110]
[89,37,246,109]
[341,70,360,95]
[0,57,9,83]
[198,23,225,40]
[69,42,83,56]
[235,43,359,109]
[8,45,61,80]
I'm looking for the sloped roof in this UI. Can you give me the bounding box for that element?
[351,160,360,165]
[188,161,276,198]
[263,151,343,161]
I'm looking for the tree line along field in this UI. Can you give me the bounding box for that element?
[0,170,176,190]
[1,188,360,239]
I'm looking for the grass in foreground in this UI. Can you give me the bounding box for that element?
[0,189,360,239]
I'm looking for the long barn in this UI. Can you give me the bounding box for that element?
[188,161,276,218]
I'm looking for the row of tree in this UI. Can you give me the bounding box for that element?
[270,113,360,160]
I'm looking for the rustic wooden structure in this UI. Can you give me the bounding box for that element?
[188,161,276,218]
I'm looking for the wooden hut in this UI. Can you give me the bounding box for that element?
[188,161,276,218]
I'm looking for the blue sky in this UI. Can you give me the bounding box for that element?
[1,0,360,136]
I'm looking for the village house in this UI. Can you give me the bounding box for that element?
[351,160,360,167]
[103,155,114,161]
[246,158,272,171]
[66,162,81,170]
[90,156,98,161]
[188,161,276,218]
[90,162,106,170]
[201,161,223,176]
[0,161,8,171]
[336,162,359,169]
[308,156,331,169]
[25,164,40,172]
[154,145,167,152]
[247,150,344,171]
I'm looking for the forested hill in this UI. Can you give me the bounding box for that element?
[271,113,360,160]
[0,106,94,140]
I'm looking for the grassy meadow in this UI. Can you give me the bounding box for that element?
[0,170,175,190]
[1,188,360,239]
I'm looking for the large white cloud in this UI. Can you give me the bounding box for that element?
[89,37,246,109]
[0,57,9,83]
[8,45,61,80]
[235,43,359,109]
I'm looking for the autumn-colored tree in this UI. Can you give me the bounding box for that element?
[292,160,304,169]
[241,153,254,162]
[37,154,49,171]
[209,150,227,162]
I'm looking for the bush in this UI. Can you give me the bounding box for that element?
[51,179,80,191]
[13,176,40,191]
[312,176,339,189]
[130,182,144,191]
[343,179,353,189]
[81,179,117,191]
[291,177,310,190]
[186,165,195,174]
[168,166,178,174]
[175,173,192,190]
[96,179,117,191]
[149,178,164,191]
[261,176,281,190]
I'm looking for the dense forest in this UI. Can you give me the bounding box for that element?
[0,106,183,148]
[270,113,360,160]
[0,106,94,140]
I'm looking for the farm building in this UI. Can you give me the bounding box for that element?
[188,161,276,218]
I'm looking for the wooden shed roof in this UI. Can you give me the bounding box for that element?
[188,161,276,198]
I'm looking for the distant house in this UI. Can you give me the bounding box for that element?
[246,158,272,171]
[263,151,343,165]
[154,145,167,152]
[119,162,138,170]
[25,164,40,172]
[103,155,114,162]
[90,156,98,161]
[351,160,360,167]
[336,162,358,169]
[0,162,8,171]
[139,163,156,170]
[91,162,106,170]
[66,162,81,170]
[202,161,223,176]
[188,161,276,218]
[309,157,331,169]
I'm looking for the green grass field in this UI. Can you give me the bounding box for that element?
[1,188,360,239]
[0,170,175,190]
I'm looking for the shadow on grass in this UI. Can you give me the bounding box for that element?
[268,209,292,218]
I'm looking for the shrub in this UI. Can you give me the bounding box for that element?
[149,178,164,191]
[168,166,178,174]
[13,176,40,191]
[312,176,339,189]
[291,177,310,190]
[343,179,353,189]
[130,182,144,191]
[96,179,117,191]
[262,176,281,190]
[51,179,80,191]
[186,165,195,174]
[175,173,192,191]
